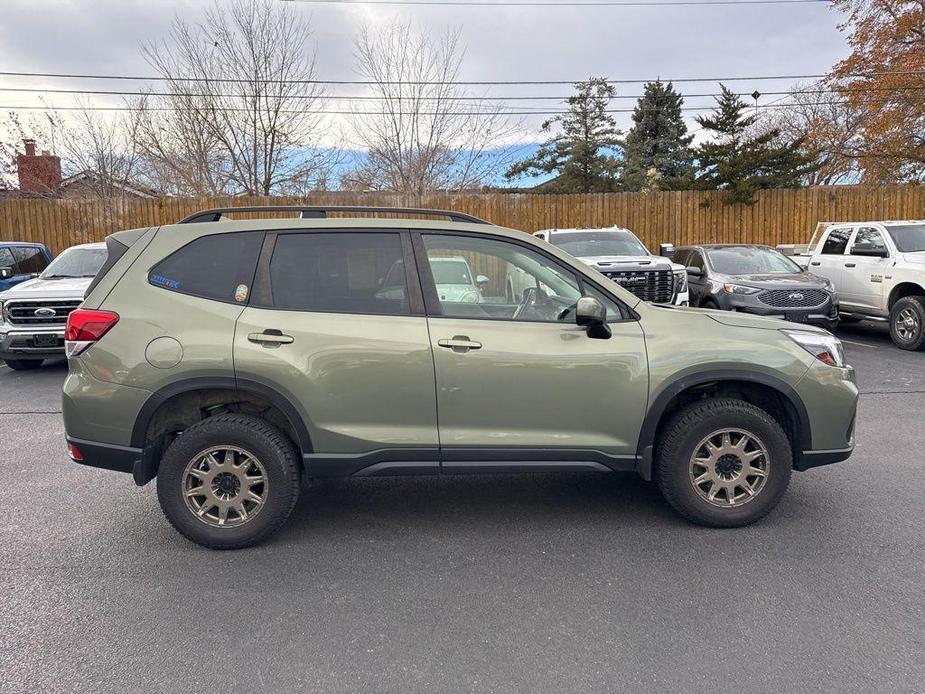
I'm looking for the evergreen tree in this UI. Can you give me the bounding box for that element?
[694,85,819,204]
[505,77,621,192]
[620,80,694,191]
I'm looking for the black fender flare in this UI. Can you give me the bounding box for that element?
[634,368,812,480]
[130,376,313,453]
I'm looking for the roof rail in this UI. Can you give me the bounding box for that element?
[177,205,489,225]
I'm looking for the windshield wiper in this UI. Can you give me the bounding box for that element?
[41,275,74,279]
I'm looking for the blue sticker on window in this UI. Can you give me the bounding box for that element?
[150,274,180,289]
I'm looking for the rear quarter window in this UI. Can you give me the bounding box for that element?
[148,231,264,304]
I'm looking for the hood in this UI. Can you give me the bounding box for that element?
[721,271,830,289]
[650,303,828,333]
[579,255,673,271]
[0,275,93,300]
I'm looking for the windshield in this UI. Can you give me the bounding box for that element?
[430,259,472,285]
[41,247,108,279]
[706,246,802,275]
[886,224,925,253]
[550,231,649,258]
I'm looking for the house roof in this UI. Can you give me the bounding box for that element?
[59,171,159,198]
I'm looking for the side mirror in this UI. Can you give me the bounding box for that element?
[576,296,612,339]
[686,266,703,277]
[659,243,675,258]
[0,267,13,280]
[852,246,889,258]
[476,274,490,286]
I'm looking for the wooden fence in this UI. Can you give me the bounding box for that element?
[1,186,924,254]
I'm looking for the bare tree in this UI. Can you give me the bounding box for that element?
[343,21,520,197]
[0,102,141,201]
[752,82,863,185]
[140,0,336,196]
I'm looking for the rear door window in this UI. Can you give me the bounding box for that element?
[821,228,852,255]
[11,246,49,274]
[148,231,264,304]
[267,232,409,315]
[0,248,14,271]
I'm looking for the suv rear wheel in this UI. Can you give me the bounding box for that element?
[156,414,301,549]
[4,359,44,370]
[656,398,792,527]
[889,296,925,351]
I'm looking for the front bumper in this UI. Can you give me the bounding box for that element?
[794,362,858,471]
[717,293,839,330]
[0,328,66,361]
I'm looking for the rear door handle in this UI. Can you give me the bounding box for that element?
[437,336,482,352]
[844,263,856,268]
[248,330,294,345]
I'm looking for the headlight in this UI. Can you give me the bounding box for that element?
[673,269,688,293]
[782,329,846,367]
[722,283,760,295]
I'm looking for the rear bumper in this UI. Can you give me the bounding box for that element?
[796,446,854,471]
[66,435,144,480]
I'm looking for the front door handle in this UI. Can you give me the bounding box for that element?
[810,261,821,266]
[437,336,482,352]
[248,330,294,345]
[845,262,856,268]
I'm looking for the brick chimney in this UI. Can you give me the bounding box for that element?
[16,138,62,196]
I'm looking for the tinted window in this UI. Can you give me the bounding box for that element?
[422,234,584,322]
[269,232,408,315]
[821,228,851,255]
[851,227,888,255]
[672,249,691,266]
[12,246,49,274]
[885,224,925,253]
[688,250,705,271]
[706,246,801,275]
[149,231,263,303]
[0,248,14,270]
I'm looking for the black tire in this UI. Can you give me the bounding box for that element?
[888,296,925,351]
[656,398,792,528]
[156,414,301,549]
[4,359,44,370]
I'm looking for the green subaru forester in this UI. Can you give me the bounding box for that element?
[63,206,858,549]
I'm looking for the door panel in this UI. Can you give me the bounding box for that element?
[234,309,438,453]
[842,227,889,313]
[428,318,648,455]
[808,226,852,301]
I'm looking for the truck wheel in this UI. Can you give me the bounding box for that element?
[889,296,925,351]
[656,398,792,527]
[156,414,301,550]
[3,359,44,370]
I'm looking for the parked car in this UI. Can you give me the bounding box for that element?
[378,256,488,304]
[0,242,107,370]
[782,221,925,350]
[0,242,53,292]
[534,227,689,306]
[63,206,857,549]
[675,244,839,330]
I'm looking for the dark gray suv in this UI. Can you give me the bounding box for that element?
[676,244,839,330]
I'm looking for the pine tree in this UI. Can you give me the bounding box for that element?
[505,77,621,193]
[620,80,694,191]
[694,85,819,204]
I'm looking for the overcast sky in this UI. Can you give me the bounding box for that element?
[0,0,851,147]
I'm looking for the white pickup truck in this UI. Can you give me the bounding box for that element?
[784,221,925,350]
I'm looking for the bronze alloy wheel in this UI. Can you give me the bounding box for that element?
[689,428,770,507]
[182,446,269,528]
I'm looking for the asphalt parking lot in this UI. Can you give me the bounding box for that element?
[1,322,923,694]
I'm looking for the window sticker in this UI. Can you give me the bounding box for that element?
[234,283,249,302]
[150,274,180,289]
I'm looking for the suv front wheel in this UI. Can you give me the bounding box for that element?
[156,414,301,549]
[656,398,792,527]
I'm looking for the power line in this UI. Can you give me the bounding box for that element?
[282,0,828,5]
[6,69,920,86]
[1,84,923,101]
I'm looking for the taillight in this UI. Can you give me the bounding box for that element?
[65,308,119,358]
